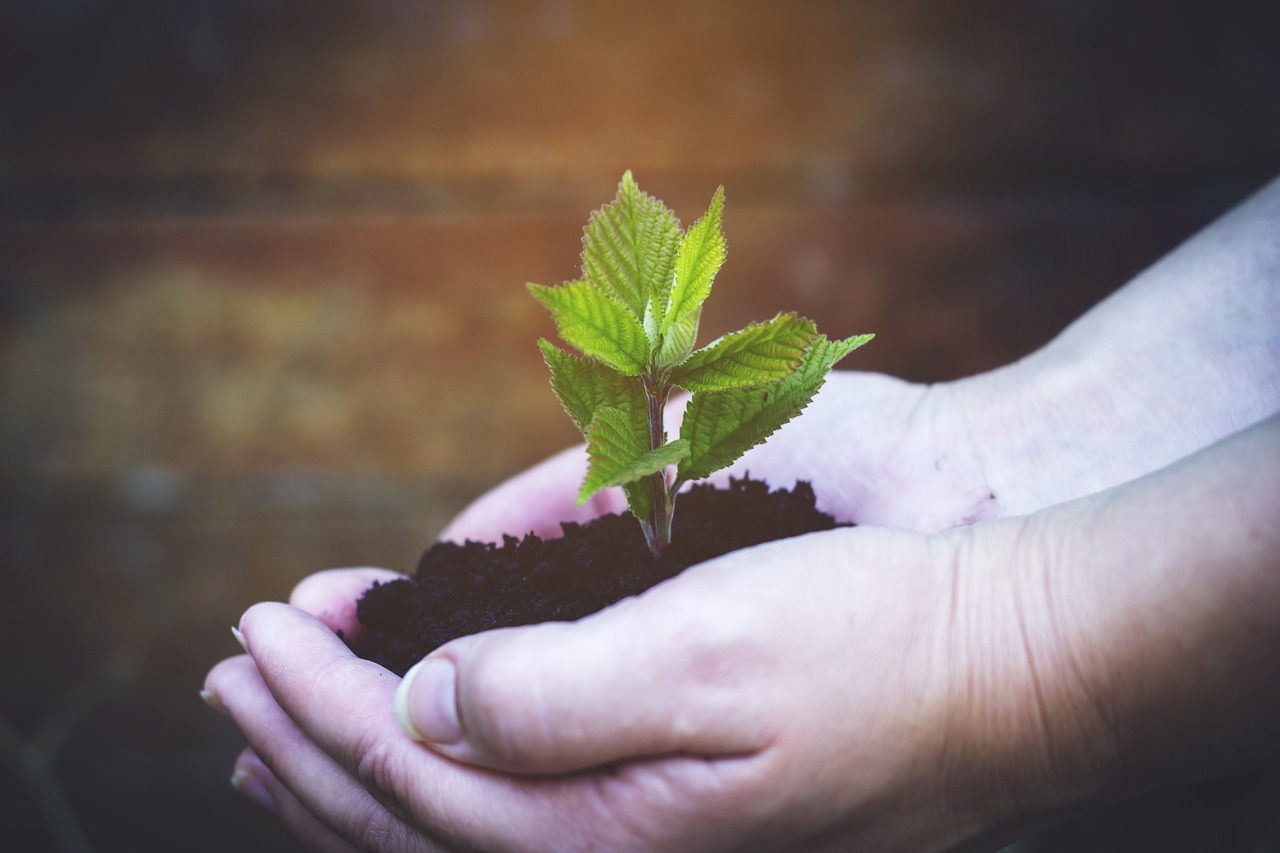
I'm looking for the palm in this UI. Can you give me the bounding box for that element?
[444,371,1007,544]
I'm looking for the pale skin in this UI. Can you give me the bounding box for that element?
[204,176,1280,852]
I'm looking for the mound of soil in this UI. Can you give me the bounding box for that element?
[347,478,844,675]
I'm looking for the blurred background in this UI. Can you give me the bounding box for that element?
[1,1,1278,850]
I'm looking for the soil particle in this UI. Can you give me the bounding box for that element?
[347,478,844,675]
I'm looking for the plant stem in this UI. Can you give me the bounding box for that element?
[643,374,674,557]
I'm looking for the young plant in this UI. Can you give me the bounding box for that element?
[530,172,872,556]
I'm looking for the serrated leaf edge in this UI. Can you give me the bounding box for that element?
[528,280,651,375]
[676,333,873,481]
[670,312,818,393]
[579,407,690,504]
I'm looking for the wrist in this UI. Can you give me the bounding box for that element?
[945,419,1280,845]
[1041,419,1280,793]
[930,515,1125,847]
[949,346,1142,516]
[952,322,1275,519]
[955,180,1280,520]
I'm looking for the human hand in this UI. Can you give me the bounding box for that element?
[443,371,1021,544]
[449,177,1280,546]
[205,176,1280,850]
[206,417,1280,852]
[205,519,1102,852]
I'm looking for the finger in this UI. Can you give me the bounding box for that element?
[235,604,489,840]
[289,567,408,636]
[232,603,584,850]
[440,446,625,543]
[231,748,362,853]
[394,541,804,774]
[205,652,436,852]
[235,604,776,851]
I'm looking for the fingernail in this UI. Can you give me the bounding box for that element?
[231,767,276,813]
[199,688,227,715]
[395,657,460,744]
[231,625,248,652]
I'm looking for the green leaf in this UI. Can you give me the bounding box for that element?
[537,340,646,438]
[670,313,818,393]
[677,333,873,481]
[657,185,725,365]
[665,185,726,325]
[621,479,655,524]
[582,171,681,321]
[656,310,700,368]
[579,407,690,504]
[528,280,651,375]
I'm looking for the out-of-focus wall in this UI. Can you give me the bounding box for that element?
[2,2,1278,851]
[6,0,1279,488]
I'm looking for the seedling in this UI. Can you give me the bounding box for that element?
[531,172,872,556]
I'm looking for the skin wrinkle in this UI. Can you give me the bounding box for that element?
[347,802,417,853]
[331,783,409,852]
[576,769,653,852]
[236,612,434,847]
[1034,508,1126,801]
[331,752,419,843]
[578,754,752,853]
[932,520,1083,842]
[943,534,963,711]
[648,758,763,850]
[225,659,423,852]
[973,546,1045,830]
[1008,521,1058,783]
[353,735,414,826]
[1007,513,1126,815]
[933,527,986,835]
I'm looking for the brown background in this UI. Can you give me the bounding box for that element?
[2,1,1278,850]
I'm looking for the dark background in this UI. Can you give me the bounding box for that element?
[1,1,1277,850]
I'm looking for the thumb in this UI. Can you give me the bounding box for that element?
[391,565,777,774]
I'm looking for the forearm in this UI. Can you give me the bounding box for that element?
[983,414,1280,847]
[1066,413,1280,786]
[958,176,1280,515]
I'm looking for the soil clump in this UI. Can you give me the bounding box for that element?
[348,478,843,675]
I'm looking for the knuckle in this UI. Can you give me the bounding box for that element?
[348,741,422,852]
[348,807,415,853]
[353,732,404,800]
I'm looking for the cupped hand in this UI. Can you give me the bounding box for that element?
[203,177,1280,851]
[200,369,1118,852]
[203,517,1096,853]
[443,371,1015,544]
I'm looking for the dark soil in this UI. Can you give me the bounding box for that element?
[347,478,844,675]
